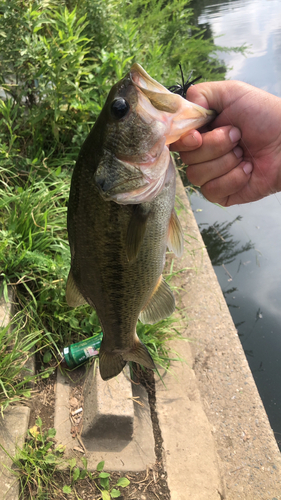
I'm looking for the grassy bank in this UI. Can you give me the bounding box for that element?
[0,0,240,408]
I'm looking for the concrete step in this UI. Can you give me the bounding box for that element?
[0,406,30,500]
[54,364,156,471]
[82,363,134,441]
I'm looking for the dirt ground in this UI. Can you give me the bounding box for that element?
[27,365,170,500]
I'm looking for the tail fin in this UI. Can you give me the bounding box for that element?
[99,340,155,381]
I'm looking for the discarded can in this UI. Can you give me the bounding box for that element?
[61,332,103,369]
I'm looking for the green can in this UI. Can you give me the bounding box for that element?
[62,332,103,369]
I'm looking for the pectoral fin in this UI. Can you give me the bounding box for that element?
[126,205,150,262]
[139,276,175,324]
[167,209,184,257]
[66,269,87,307]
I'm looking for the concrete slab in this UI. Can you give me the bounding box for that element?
[154,177,281,499]
[82,365,134,441]
[54,366,155,471]
[0,405,30,500]
[156,346,223,500]
[0,289,14,325]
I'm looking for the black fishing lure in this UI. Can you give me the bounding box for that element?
[168,64,201,99]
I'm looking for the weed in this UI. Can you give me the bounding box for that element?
[1,419,130,499]
[0,311,41,413]
[2,417,65,498]
[64,459,130,499]
[137,316,187,372]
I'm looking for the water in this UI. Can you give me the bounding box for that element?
[189,0,281,446]
[199,0,281,96]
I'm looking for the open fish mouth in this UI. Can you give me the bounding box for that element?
[130,64,180,113]
[95,64,216,206]
[130,63,215,145]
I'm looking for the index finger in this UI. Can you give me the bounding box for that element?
[170,129,202,152]
[170,82,229,153]
[180,125,241,165]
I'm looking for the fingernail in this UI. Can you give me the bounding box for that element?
[233,146,243,159]
[243,162,253,175]
[182,133,199,147]
[229,127,242,143]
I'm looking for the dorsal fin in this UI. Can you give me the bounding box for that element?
[138,275,175,325]
[167,209,184,257]
[126,205,151,262]
[66,269,87,307]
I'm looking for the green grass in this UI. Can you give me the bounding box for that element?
[0,1,245,497]
[0,0,244,408]
[0,312,40,413]
[1,417,130,499]
[137,316,186,369]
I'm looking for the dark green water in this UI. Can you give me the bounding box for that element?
[190,0,281,447]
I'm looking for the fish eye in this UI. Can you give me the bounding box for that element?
[111,98,130,120]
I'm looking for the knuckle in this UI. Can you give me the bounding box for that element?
[211,128,230,156]
[201,179,220,202]
[186,165,201,185]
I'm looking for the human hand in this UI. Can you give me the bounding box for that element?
[171,81,281,206]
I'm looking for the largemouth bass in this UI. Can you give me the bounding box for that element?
[66,64,214,380]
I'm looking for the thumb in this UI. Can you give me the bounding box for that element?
[186,80,253,121]
[186,81,227,113]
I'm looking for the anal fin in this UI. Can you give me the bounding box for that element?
[139,275,175,325]
[167,208,184,257]
[123,340,155,370]
[66,269,87,307]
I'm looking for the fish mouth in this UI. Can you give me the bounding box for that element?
[97,64,216,206]
[130,63,215,145]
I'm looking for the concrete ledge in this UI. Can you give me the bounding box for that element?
[156,346,223,500]
[0,288,31,500]
[0,406,30,500]
[82,365,134,441]
[155,177,281,499]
